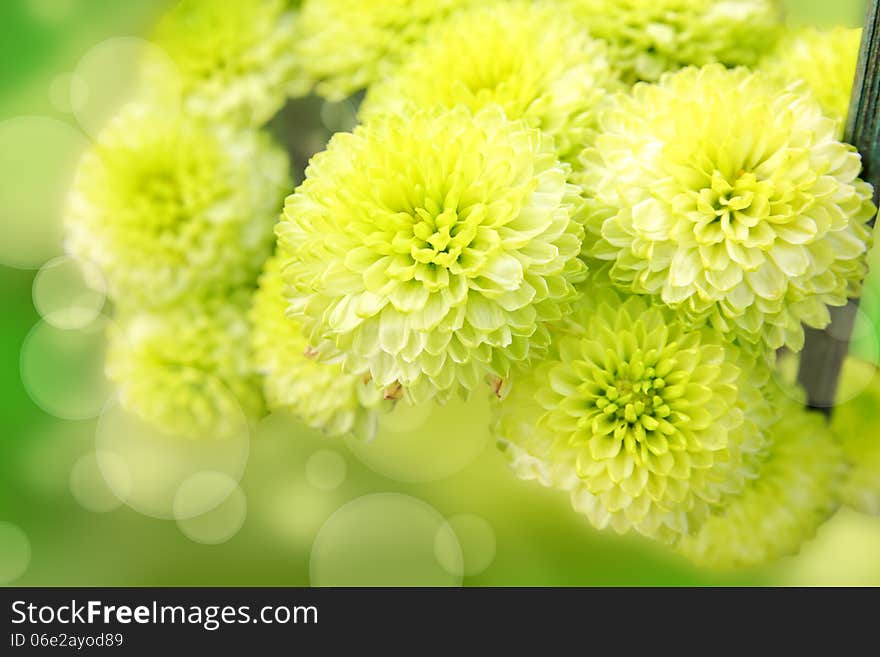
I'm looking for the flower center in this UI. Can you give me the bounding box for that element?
[410,206,460,267]
[594,362,671,435]
[405,194,480,270]
[112,136,221,236]
[693,169,773,245]
[129,167,189,233]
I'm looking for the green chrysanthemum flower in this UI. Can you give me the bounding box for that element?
[295,0,475,100]
[565,0,784,83]
[579,65,876,351]
[679,393,843,569]
[360,1,619,163]
[277,106,587,404]
[149,0,304,126]
[831,357,880,516]
[494,287,773,543]
[762,27,861,136]
[251,255,391,439]
[106,292,264,439]
[66,104,289,308]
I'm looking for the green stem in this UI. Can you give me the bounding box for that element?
[797,0,880,416]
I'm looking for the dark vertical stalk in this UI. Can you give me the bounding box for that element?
[797,0,880,415]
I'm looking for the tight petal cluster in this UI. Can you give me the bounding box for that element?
[832,358,880,516]
[762,27,862,136]
[61,0,879,575]
[149,0,304,126]
[295,0,475,100]
[106,293,264,439]
[277,106,587,404]
[565,0,783,83]
[679,393,843,569]
[494,287,773,543]
[361,1,619,162]
[66,104,289,309]
[580,65,876,351]
[251,256,390,439]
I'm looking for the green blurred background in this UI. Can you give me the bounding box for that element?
[1,0,879,587]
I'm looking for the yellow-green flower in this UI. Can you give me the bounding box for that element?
[251,255,391,439]
[361,1,619,162]
[295,0,475,100]
[679,392,843,569]
[106,292,264,439]
[565,0,784,83]
[66,104,289,308]
[494,286,773,543]
[832,357,880,516]
[149,0,304,126]
[580,65,875,351]
[762,27,861,137]
[277,106,587,404]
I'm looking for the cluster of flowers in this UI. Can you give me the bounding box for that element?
[66,0,879,568]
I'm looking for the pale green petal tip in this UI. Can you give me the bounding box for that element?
[277,106,587,404]
[65,103,290,310]
[361,1,621,162]
[578,64,875,353]
[678,394,843,570]
[251,255,391,440]
[494,284,774,543]
[106,292,265,439]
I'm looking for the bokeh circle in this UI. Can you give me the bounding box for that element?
[49,72,90,114]
[344,394,492,483]
[69,450,129,512]
[73,37,180,139]
[305,450,347,492]
[436,514,496,578]
[32,255,106,330]
[95,396,250,520]
[175,473,247,545]
[310,493,463,586]
[0,522,31,584]
[20,317,113,420]
[0,117,89,269]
